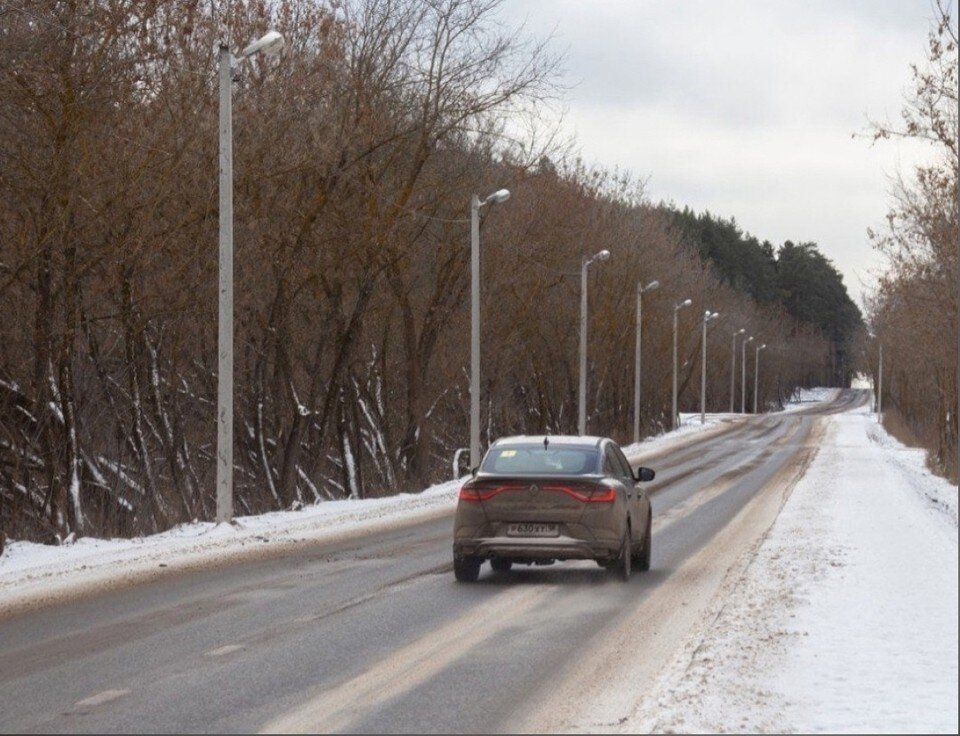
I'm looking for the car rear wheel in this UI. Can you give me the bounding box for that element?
[617,526,632,581]
[490,558,513,573]
[633,513,652,572]
[453,554,481,582]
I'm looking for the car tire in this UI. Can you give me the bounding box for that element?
[618,526,632,581]
[454,554,481,582]
[490,558,512,573]
[633,513,652,572]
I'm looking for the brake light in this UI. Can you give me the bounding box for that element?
[458,483,616,502]
[587,486,617,503]
[458,486,482,502]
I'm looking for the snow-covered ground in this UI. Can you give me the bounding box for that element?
[780,386,841,413]
[620,411,741,458]
[624,397,959,733]
[0,480,461,615]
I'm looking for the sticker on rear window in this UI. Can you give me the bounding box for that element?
[500,450,517,457]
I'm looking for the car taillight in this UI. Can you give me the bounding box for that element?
[458,486,482,502]
[588,486,617,503]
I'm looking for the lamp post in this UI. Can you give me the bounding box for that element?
[579,249,611,435]
[633,279,660,443]
[740,335,754,414]
[700,311,720,424]
[753,343,767,414]
[672,298,693,429]
[217,30,285,523]
[469,188,511,472]
[730,328,745,413]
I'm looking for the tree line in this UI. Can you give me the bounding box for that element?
[1,0,844,544]
[864,1,958,483]
[665,207,863,385]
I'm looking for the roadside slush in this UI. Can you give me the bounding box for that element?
[623,400,959,733]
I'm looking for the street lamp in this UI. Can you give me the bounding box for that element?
[700,311,720,424]
[753,343,767,414]
[672,298,693,430]
[578,249,611,435]
[741,335,754,414]
[217,30,285,523]
[469,188,511,471]
[633,279,660,444]
[730,328,745,413]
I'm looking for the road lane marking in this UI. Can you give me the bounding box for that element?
[260,586,550,733]
[75,689,129,707]
[205,644,244,657]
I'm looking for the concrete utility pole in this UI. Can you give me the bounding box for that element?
[672,299,692,429]
[217,30,284,523]
[730,328,745,413]
[578,249,611,435]
[741,335,754,414]
[633,279,659,443]
[753,343,767,414]
[469,189,510,471]
[700,311,720,424]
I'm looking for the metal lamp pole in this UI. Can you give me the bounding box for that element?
[579,249,611,435]
[730,328,745,412]
[217,31,284,523]
[753,343,767,414]
[469,188,511,472]
[700,311,720,424]
[672,298,693,429]
[740,335,754,414]
[633,279,659,443]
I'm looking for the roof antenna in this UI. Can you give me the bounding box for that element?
[543,436,550,450]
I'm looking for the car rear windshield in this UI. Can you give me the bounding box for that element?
[480,445,599,475]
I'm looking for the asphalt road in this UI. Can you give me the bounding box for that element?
[0,391,869,733]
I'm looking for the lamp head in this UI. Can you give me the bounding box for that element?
[241,30,284,58]
[485,188,511,205]
[643,279,660,292]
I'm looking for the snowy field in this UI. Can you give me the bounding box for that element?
[624,398,959,733]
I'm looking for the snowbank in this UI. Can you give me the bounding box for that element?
[0,479,462,616]
[626,402,958,733]
[781,386,841,412]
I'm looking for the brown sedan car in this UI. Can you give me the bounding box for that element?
[453,435,655,582]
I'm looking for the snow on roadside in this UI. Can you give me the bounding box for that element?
[0,479,461,614]
[780,386,841,413]
[625,398,958,733]
[621,412,738,458]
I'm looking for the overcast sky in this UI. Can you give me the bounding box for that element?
[496,0,954,306]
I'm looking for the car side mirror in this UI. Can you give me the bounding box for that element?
[634,466,655,482]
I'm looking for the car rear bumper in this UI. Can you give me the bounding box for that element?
[454,535,616,561]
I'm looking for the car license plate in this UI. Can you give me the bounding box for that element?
[506,523,559,537]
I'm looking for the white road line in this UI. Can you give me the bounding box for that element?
[74,689,130,707]
[205,644,245,657]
